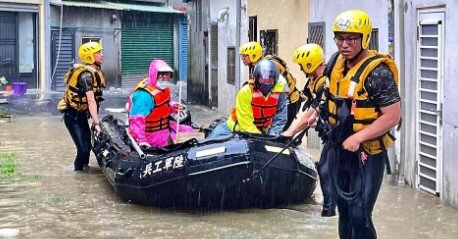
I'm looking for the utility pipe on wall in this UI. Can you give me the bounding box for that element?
[235,0,241,90]
[39,0,51,92]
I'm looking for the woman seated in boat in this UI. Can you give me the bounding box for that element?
[127,59,193,147]
[207,59,288,139]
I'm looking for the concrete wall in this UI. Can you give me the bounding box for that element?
[207,0,248,115]
[50,6,121,87]
[186,0,207,105]
[201,0,310,117]
[1,0,41,4]
[310,0,391,61]
[402,0,458,208]
[186,0,247,112]
[247,0,310,90]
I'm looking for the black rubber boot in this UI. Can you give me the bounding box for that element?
[321,202,337,217]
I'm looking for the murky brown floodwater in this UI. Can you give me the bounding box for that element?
[1,113,457,238]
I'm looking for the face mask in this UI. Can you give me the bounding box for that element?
[259,83,274,95]
[258,77,274,95]
[156,81,170,89]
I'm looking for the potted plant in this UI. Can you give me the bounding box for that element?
[1,76,11,92]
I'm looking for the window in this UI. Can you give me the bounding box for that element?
[227,47,235,85]
[82,37,102,45]
[260,29,277,55]
[307,22,325,49]
[369,28,379,51]
[249,16,257,41]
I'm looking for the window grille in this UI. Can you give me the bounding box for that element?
[260,29,277,55]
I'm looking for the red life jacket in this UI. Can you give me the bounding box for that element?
[142,86,171,133]
[251,90,279,132]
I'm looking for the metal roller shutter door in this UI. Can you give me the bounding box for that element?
[121,18,174,75]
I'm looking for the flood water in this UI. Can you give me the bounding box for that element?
[1,111,457,238]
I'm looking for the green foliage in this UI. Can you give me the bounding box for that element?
[0,152,41,180]
[0,109,11,118]
[0,152,17,176]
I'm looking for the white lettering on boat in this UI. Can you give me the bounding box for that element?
[141,155,186,178]
[153,160,163,174]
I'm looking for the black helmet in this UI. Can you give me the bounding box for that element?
[252,59,279,93]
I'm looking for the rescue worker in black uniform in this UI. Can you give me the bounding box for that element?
[61,42,105,171]
[284,10,401,239]
[282,43,334,217]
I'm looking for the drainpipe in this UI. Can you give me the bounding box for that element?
[396,0,407,186]
[39,0,51,93]
[235,0,241,90]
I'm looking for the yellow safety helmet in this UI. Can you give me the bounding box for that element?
[78,42,103,64]
[239,41,263,63]
[292,44,324,74]
[332,9,372,49]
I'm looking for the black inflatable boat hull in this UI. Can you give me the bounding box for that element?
[93,115,318,209]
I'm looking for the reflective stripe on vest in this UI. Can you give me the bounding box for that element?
[64,64,105,111]
[327,51,399,154]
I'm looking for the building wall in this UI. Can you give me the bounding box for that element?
[402,0,458,208]
[0,0,45,89]
[247,0,309,90]
[1,0,41,4]
[310,0,391,61]
[186,0,207,105]
[186,0,248,112]
[207,0,248,115]
[50,6,121,87]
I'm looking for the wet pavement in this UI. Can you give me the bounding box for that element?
[1,90,458,238]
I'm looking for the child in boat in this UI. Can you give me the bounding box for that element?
[127,59,193,147]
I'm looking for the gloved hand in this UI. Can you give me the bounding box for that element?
[138,141,151,150]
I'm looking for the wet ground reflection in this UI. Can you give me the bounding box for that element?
[0,114,457,238]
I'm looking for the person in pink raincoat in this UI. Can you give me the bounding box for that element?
[127,59,193,147]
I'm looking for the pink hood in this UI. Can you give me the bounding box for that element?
[147,59,174,86]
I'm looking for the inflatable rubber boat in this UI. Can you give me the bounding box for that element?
[92,115,318,210]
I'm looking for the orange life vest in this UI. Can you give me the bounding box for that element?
[135,84,172,133]
[326,51,399,154]
[250,90,279,132]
